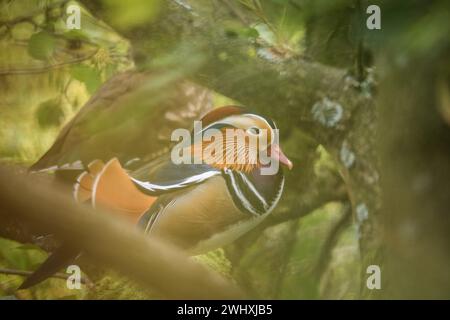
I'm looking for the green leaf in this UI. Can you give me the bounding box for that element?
[102,0,162,30]
[245,27,260,38]
[70,65,101,94]
[28,31,56,60]
[35,98,64,129]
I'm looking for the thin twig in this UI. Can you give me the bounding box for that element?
[219,0,249,25]
[0,50,98,76]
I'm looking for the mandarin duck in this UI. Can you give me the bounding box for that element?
[19,74,292,289]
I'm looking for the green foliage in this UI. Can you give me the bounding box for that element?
[0,239,46,271]
[0,0,133,164]
[70,65,102,94]
[85,270,157,300]
[27,31,56,61]
[102,0,162,30]
[0,239,85,299]
[229,203,358,299]
[237,0,306,55]
[85,250,232,299]
[193,249,233,279]
[36,98,65,128]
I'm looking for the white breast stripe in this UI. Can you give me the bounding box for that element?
[147,200,176,235]
[144,205,161,234]
[267,176,284,214]
[91,159,113,209]
[73,171,88,202]
[131,170,221,192]
[237,172,269,211]
[224,169,259,216]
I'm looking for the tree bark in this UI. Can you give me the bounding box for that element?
[379,52,450,298]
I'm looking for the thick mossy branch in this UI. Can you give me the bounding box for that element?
[193,249,233,279]
[84,249,232,299]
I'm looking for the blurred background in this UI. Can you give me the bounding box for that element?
[0,0,449,299]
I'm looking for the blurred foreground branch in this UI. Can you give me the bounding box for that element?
[0,166,242,299]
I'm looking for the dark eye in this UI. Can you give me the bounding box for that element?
[247,127,260,135]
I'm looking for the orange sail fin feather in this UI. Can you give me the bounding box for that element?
[90,158,156,224]
[73,158,155,224]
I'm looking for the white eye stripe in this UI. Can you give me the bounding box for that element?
[247,127,261,135]
[245,114,270,125]
[242,114,275,144]
[202,114,273,130]
[199,113,276,148]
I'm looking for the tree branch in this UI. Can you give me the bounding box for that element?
[0,165,243,299]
